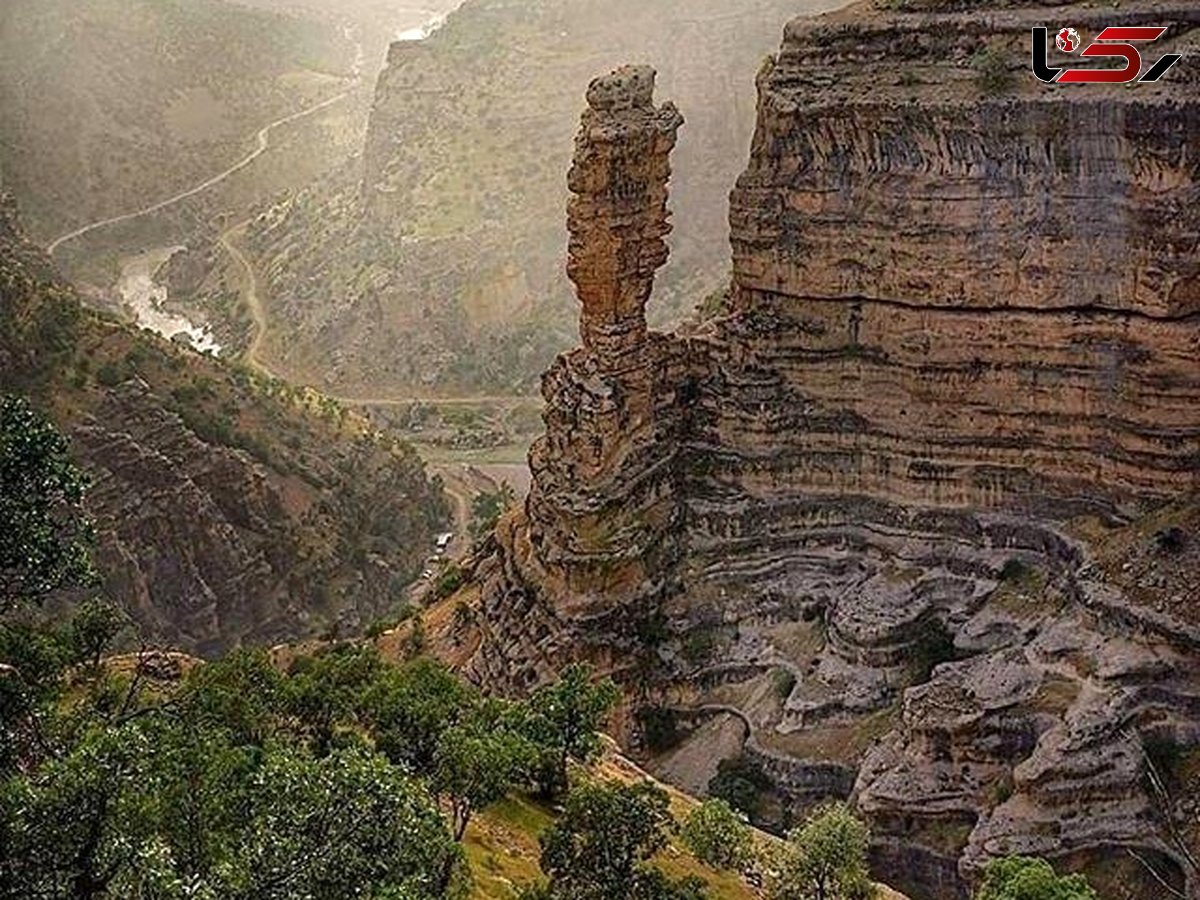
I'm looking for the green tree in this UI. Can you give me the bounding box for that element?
[536,780,705,900]
[525,663,619,796]
[770,802,875,900]
[680,798,753,871]
[0,394,96,611]
[974,856,1099,900]
[1,725,459,899]
[434,700,535,841]
[181,647,285,745]
[284,642,382,754]
[225,744,459,899]
[365,655,475,771]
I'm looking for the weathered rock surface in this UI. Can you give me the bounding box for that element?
[463,3,1200,898]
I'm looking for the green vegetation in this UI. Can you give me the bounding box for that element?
[769,803,874,900]
[909,618,959,684]
[680,799,753,871]
[367,604,418,638]
[972,43,1015,95]
[974,856,1099,900]
[435,564,468,601]
[682,630,718,667]
[0,585,631,900]
[1000,558,1037,586]
[0,611,461,898]
[0,395,97,612]
[773,667,798,701]
[639,706,683,753]
[529,780,707,900]
[471,483,517,539]
[526,663,621,798]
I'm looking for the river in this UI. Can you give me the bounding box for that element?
[115,248,222,355]
[106,6,455,356]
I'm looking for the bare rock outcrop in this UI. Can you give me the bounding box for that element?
[464,3,1200,898]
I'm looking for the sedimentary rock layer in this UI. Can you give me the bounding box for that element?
[465,3,1200,897]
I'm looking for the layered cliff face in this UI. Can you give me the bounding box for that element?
[463,3,1200,897]
[0,191,447,655]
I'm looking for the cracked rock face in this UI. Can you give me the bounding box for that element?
[464,3,1200,898]
[568,65,683,357]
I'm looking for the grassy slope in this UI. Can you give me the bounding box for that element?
[466,743,909,900]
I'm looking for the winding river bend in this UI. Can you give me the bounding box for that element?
[115,248,222,355]
[49,7,456,356]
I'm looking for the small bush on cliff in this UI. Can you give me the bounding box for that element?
[471,482,516,539]
[638,706,683,753]
[974,856,1099,900]
[434,563,467,600]
[769,802,875,900]
[680,798,753,871]
[971,43,1015,95]
[708,754,771,819]
[909,618,959,684]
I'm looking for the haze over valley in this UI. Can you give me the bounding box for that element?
[1,2,1197,899]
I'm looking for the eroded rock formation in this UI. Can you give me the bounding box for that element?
[464,3,1200,898]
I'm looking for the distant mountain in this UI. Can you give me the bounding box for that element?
[1,187,448,656]
[0,0,356,243]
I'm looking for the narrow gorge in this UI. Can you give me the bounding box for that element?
[452,2,1200,898]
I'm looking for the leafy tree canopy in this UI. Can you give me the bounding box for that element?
[525,663,620,797]
[0,394,96,612]
[975,857,1099,900]
[535,779,707,900]
[770,802,875,900]
[680,798,753,871]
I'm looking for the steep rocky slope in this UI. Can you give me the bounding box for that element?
[0,0,356,245]
[240,0,845,395]
[454,4,1200,898]
[1,190,447,655]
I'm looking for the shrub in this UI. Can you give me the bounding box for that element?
[773,667,797,701]
[972,43,1014,95]
[680,799,753,871]
[708,755,771,819]
[638,707,682,753]
[433,564,466,600]
[975,856,1098,900]
[681,630,716,667]
[909,618,958,683]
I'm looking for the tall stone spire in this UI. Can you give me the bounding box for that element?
[566,65,683,358]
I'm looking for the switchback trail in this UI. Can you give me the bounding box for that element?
[47,71,362,255]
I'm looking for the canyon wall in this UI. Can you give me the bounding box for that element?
[465,2,1200,897]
